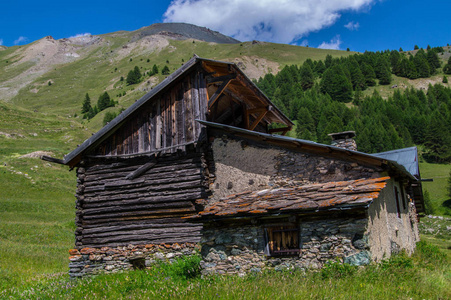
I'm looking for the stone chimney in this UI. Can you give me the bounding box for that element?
[328,131,357,151]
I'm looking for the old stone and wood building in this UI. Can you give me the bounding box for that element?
[44,56,424,277]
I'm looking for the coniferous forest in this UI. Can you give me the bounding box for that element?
[256,48,451,163]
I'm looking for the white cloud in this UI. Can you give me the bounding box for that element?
[0,39,3,46]
[163,0,375,44]
[344,21,359,31]
[318,35,342,50]
[69,33,92,38]
[14,36,28,45]
[299,40,309,47]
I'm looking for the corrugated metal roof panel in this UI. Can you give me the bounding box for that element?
[372,147,419,178]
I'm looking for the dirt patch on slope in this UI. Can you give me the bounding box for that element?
[231,56,280,80]
[19,151,54,159]
[116,35,170,61]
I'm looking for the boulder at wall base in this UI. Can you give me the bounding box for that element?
[343,251,371,266]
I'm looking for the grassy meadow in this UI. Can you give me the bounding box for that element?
[0,98,450,297]
[1,36,451,298]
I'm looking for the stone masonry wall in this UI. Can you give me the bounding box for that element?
[208,135,382,204]
[68,243,198,277]
[200,217,371,276]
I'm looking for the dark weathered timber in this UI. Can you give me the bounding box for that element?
[84,168,202,188]
[82,200,195,216]
[82,225,201,239]
[75,149,206,247]
[125,157,158,180]
[82,220,201,235]
[81,230,202,244]
[81,235,202,248]
[41,155,65,165]
[83,189,204,205]
[208,78,232,109]
[81,206,196,220]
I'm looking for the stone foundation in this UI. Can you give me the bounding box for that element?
[68,243,199,277]
[200,218,371,276]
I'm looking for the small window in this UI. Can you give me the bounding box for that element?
[394,186,401,218]
[264,225,300,256]
[400,186,407,210]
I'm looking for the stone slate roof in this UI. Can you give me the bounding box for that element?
[194,177,390,219]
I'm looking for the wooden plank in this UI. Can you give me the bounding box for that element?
[125,160,158,180]
[249,109,268,131]
[206,73,236,84]
[41,156,64,165]
[199,72,208,121]
[82,207,196,220]
[192,72,200,138]
[82,200,195,216]
[207,78,233,109]
[84,189,204,206]
[185,75,194,143]
[82,225,202,239]
[82,220,201,235]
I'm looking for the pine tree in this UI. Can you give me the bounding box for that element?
[443,57,451,75]
[97,92,113,111]
[133,66,142,80]
[314,60,326,75]
[162,65,170,75]
[360,62,376,86]
[320,65,353,103]
[414,50,430,78]
[126,70,136,85]
[300,64,315,90]
[81,93,92,114]
[443,76,448,83]
[347,58,366,90]
[152,64,159,75]
[427,50,441,71]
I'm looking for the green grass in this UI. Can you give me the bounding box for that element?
[420,162,451,216]
[0,241,449,299]
[0,101,90,289]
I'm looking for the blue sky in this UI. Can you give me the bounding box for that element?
[1,0,450,52]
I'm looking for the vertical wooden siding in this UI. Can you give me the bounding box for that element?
[96,69,208,156]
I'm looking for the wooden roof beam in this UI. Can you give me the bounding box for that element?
[207,73,236,84]
[208,77,234,109]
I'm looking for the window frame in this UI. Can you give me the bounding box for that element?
[264,223,301,256]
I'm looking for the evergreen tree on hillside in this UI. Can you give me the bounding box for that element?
[81,93,92,114]
[325,55,333,68]
[97,92,114,111]
[360,62,377,86]
[443,57,451,75]
[414,50,431,78]
[152,64,159,75]
[426,50,441,71]
[424,110,451,162]
[320,65,353,103]
[296,107,317,141]
[314,60,326,76]
[300,64,315,90]
[162,65,170,75]
[126,66,142,85]
[390,50,401,73]
[347,58,366,90]
[375,56,391,84]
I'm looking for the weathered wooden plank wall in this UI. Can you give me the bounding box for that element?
[75,151,207,248]
[95,70,208,156]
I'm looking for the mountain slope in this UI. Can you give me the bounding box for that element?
[0,23,352,129]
